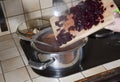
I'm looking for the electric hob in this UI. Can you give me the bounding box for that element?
[20,29,120,78]
[82,29,120,70]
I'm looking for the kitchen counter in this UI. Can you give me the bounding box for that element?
[76,67,120,82]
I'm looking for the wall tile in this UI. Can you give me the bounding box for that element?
[1,56,24,73]
[12,33,21,47]
[8,15,25,33]
[59,72,84,82]
[0,39,15,51]
[40,0,52,9]
[82,66,106,77]
[0,47,20,61]
[0,30,10,37]
[4,67,30,82]
[67,2,72,8]
[0,64,2,74]
[21,54,29,66]
[25,10,42,20]
[63,0,71,3]
[0,74,4,82]
[26,65,39,78]
[18,46,26,56]
[25,80,32,82]
[22,0,40,13]
[3,0,23,17]
[42,8,54,18]
[103,59,120,70]
[32,76,59,82]
[72,0,84,6]
[72,0,84,2]
[72,0,80,6]
[0,34,12,42]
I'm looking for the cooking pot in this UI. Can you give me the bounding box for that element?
[30,27,88,70]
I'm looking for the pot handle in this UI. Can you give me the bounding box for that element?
[28,57,55,70]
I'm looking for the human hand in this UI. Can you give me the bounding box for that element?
[105,12,120,32]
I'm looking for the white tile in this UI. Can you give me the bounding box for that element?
[8,15,25,33]
[63,0,71,3]
[0,39,15,51]
[26,65,39,78]
[4,67,30,82]
[0,30,10,37]
[72,1,80,6]
[22,0,40,12]
[3,0,23,17]
[1,56,24,73]
[72,0,76,1]
[59,72,84,82]
[72,0,84,6]
[18,46,25,55]
[12,33,18,38]
[72,0,83,2]
[0,74,4,82]
[25,80,32,82]
[0,64,2,74]
[103,59,120,70]
[12,33,21,47]
[67,2,72,9]
[42,8,54,18]
[82,66,106,77]
[0,34,12,42]
[33,76,59,82]
[17,43,28,66]
[0,47,20,61]
[40,0,52,9]
[25,10,42,20]
[13,36,20,47]
[21,54,29,66]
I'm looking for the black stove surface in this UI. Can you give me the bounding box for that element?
[82,30,120,70]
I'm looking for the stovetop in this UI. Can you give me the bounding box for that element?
[82,29,120,70]
[20,29,120,78]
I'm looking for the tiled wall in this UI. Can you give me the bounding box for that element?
[0,0,82,36]
[1,0,119,36]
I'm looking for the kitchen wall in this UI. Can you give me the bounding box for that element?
[0,0,82,36]
[0,0,119,36]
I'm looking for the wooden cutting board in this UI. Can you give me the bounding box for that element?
[50,0,118,48]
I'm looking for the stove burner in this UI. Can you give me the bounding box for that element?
[89,29,115,38]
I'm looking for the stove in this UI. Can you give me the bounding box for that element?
[20,29,120,78]
[82,29,120,70]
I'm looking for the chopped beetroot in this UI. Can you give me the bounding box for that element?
[56,0,106,46]
[110,4,114,8]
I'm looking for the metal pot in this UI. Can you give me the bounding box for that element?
[30,27,88,70]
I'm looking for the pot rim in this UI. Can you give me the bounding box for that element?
[31,27,88,54]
